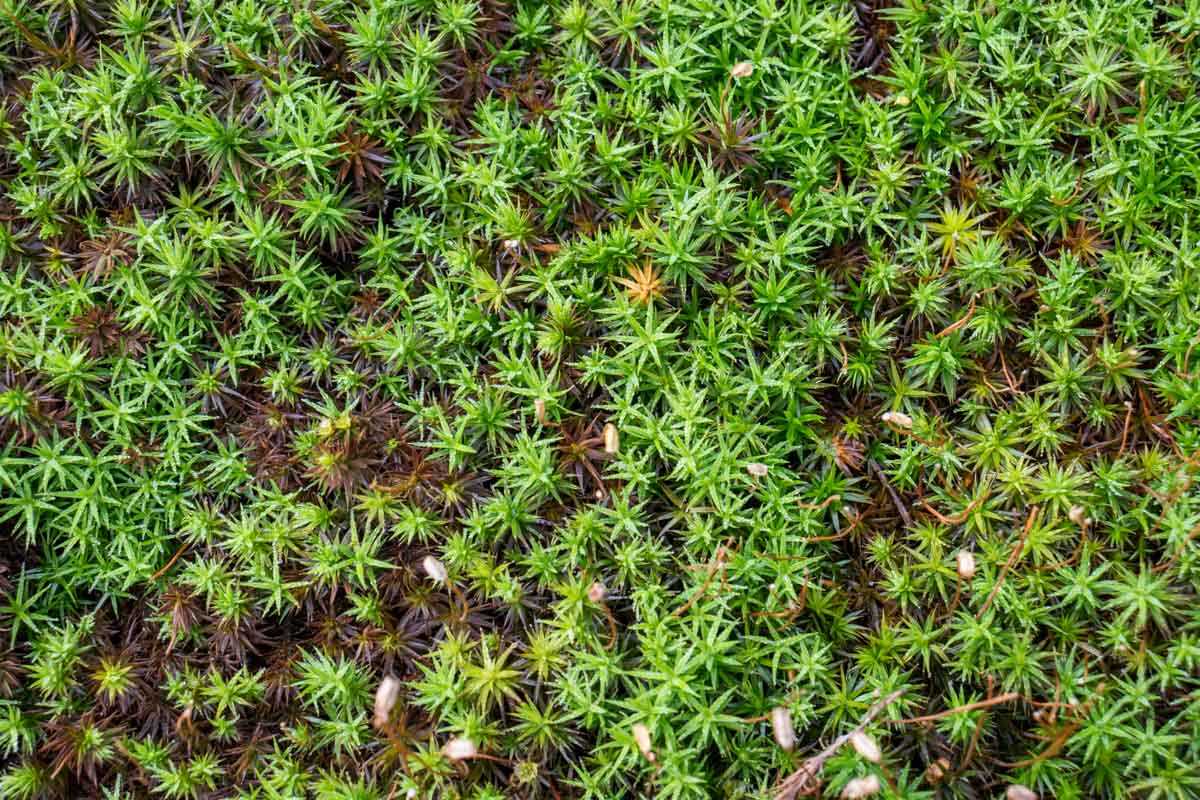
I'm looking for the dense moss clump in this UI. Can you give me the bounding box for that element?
[1,1,1200,798]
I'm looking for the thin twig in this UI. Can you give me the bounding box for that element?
[671,540,732,618]
[796,494,840,511]
[752,577,810,621]
[921,491,988,526]
[601,602,619,650]
[798,512,865,544]
[1152,520,1200,574]
[150,539,192,581]
[936,297,976,338]
[1117,401,1133,457]
[977,506,1039,618]
[889,693,1019,724]
[773,689,905,800]
[870,460,911,528]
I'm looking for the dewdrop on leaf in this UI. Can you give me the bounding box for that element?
[603,422,619,454]
[849,731,882,763]
[881,410,913,429]
[770,706,795,751]
[372,675,401,729]
[730,61,754,79]
[442,737,477,761]
[422,556,448,584]
[842,775,882,798]
[632,723,655,762]
[1006,786,1038,800]
[956,550,976,580]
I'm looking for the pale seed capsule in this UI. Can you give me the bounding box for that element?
[534,398,547,425]
[588,581,607,603]
[881,410,913,429]
[1006,785,1038,800]
[747,462,769,478]
[422,555,448,584]
[849,731,882,763]
[603,422,619,454]
[632,723,655,762]
[925,757,950,782]
[956,550,976,580]
[442,737,478,761]
[770,706,795,751]
[842,774,882,798]
[1068,505,1088,528]
[730,61,755,79]
[373,675,402,729]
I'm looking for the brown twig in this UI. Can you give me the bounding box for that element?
[773,689,905,800]
[1048,175,1084,206]
[1034,526,1088,572]
[936,297,977,338]
[798,511,865,544]
[150,539,193,581]
[1117,401,1133,457]
[999,350,1023,395]
[1152,520,1200,574]
[870,460,911,528]
[1182,330,1200,379]
[921,491,988,526]
[890,693,1019,724]
[977,506,1039,618]
[600,602,619,650]
[671,540,732,618]
[995,684,1107,770]
[797,494,840,511]
[752,577,810,621]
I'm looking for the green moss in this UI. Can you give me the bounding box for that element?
[0,0,1199,798]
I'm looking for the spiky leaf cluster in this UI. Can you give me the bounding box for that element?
[1,1,1199,799]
